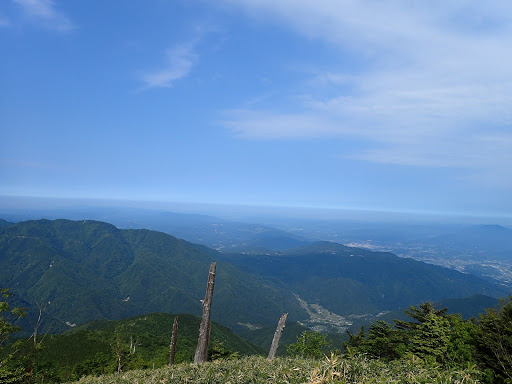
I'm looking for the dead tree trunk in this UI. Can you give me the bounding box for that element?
[267,313,288,360]
[169,316,179,366]
[30,301,46,377]
[111,335,124,374]
[194,262,216,363]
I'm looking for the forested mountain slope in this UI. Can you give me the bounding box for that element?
[10,312,263,382]
[0,219,306,333]
[1,219,508,337]
[220,242,509,316]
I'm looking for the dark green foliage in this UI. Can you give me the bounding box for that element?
[475,296,512,383]
[0,289,25,348]
[361,320,407,360]
[349,294,499,335]
[395,302,448,330]
[0,289,27,382]
[11,313,263,382]
[409,311,450,361]
[345,302,465,365]
[286,331,330,359]
[345,326,365,350]
[208,339,239,361]
[445,314,478,367]
[344,298,512,382]
[393,302,451,362]
[0,367,29,384]
[71,355,111,379]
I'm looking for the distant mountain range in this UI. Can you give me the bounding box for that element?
[0,218,13,228]
[430,224,512,261]
[2,204,510,262]
[1,219,509,338]
[0,207,309,252]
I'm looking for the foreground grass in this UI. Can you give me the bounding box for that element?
[69,354,481,384]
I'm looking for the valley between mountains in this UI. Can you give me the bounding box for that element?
[0,218,507,341]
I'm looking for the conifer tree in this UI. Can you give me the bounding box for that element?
[395,302,448,331]
[364,320,407,360]
[410,311,450,362]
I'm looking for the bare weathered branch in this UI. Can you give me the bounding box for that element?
[169,316,179,366]
[268,313,288,360]
[194,262,216,363]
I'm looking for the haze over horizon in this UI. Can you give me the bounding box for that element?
[2,195,512,227]
[2,1,512,217]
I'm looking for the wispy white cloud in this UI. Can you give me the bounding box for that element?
[223,110,339,139]
[219,1,512,186]
[141,43,197,89]
[14,0,75,31]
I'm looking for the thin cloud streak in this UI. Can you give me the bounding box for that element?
[220,0,512,187]
[14,0,76,31]
[223,110,339,139]
[141,44,197,89]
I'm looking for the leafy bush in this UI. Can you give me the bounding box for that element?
[286,331,330,359]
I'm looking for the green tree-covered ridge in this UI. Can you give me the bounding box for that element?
[220,241,507,316]
[1,219,506,336]
[2,312,263,382]
[0,219,306,334]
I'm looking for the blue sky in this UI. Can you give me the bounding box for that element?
[1,0,512,217]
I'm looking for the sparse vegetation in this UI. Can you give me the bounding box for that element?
[64,354,482,384]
